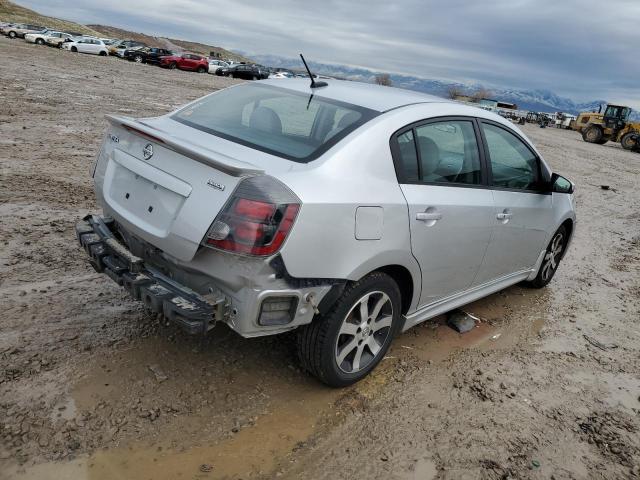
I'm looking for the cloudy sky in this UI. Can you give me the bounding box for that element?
[15,0,640,108]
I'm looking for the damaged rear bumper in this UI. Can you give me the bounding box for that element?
[76,214,229,335]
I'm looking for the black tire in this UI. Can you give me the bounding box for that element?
[296,272,402,387]
[169,62,177,69]
[582,125,603,144]
[99,51,107,56]
[36,38,44,45]
[620,132,638,151]
[523,225,568,289]
[70,46,77,53]
[8,31,16,39]
[134,55,143,63]
[252,75,258,80]
[197,66,206,73]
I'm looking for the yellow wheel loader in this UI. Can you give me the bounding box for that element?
[573,104,640,149]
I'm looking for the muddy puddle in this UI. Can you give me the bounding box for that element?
[5,332,395,480]
[5,285,549,480]
[394,285,549,362]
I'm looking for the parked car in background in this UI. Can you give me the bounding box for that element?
[4,24,45,39]
[223,63,269,80]
[269,71,293,79]
[64,37,109,56]
[207,59,228,75]
[61,36,91,50]
[159,53,208,72]
[108,40,146,56]
[44,31,74,48]
[124,47,173,64]
[25,30,68,45]
[79,79,576,387]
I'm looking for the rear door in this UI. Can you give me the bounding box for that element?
[392,117,495,306]
[473,121,553,285]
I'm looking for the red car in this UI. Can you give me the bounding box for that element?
[159,53,208,73]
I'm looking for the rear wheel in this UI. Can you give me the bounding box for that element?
[169,62,177,69]
[99,50,107,56]
[70,46,77,53]
[36,38,44,45]
[134,54,143,63]
[8,31,16,39]
[523,225,567,289]
[296,272,401,387]
[582,125,604,144]
[197,66,206,73]
[620,132,638,151]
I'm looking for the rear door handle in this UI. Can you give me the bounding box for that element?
[416,212,443,221]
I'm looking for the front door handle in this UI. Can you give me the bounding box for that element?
[416,212,443,222]
[496,212,513,222]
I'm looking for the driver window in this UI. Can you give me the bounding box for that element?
[414,120,481,185]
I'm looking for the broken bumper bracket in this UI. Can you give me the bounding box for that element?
[76,214,228,335]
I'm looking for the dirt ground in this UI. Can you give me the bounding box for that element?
[1,36,639,480]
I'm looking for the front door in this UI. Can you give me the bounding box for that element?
[392,118,494,306]
[474,121,553,285]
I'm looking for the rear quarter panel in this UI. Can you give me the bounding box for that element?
[275,109,422,309]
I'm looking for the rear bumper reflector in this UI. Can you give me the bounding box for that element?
[76,214,229,335]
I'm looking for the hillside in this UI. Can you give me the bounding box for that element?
[88,24,249,62]
[0,0,100,36]
[0,0,249,62]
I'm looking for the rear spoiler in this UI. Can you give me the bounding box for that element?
[105,114,264,177]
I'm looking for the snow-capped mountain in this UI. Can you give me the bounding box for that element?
[249,54,611,115]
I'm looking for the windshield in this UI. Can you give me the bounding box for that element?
[172,83,378,162]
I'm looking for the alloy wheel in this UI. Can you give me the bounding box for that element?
[541,232,564,281]
[335,291,393,374]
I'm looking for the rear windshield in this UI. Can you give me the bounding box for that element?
[172,83,378,162]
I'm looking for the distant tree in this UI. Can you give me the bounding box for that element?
[470,88,492,102]
[446,85,464,99]
[374,74,393,87]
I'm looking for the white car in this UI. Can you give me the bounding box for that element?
[64,37,109,56]
[207,59,229,75]
[268,71,293,79]
[79,79,576,387]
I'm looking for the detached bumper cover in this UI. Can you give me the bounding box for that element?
[76,215,229,335]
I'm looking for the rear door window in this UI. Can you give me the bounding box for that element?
[393,119,482,185]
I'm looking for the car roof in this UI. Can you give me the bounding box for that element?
[259,78,446,112]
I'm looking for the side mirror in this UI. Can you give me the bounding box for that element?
[550,173,574,194]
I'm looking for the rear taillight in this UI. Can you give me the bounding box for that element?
[203,176,300,256]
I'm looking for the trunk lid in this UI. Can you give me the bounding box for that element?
[99,115,264,262]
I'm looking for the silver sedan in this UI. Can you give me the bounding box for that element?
[79,79,576,387]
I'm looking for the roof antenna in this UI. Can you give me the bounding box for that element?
[300,54,328,88]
